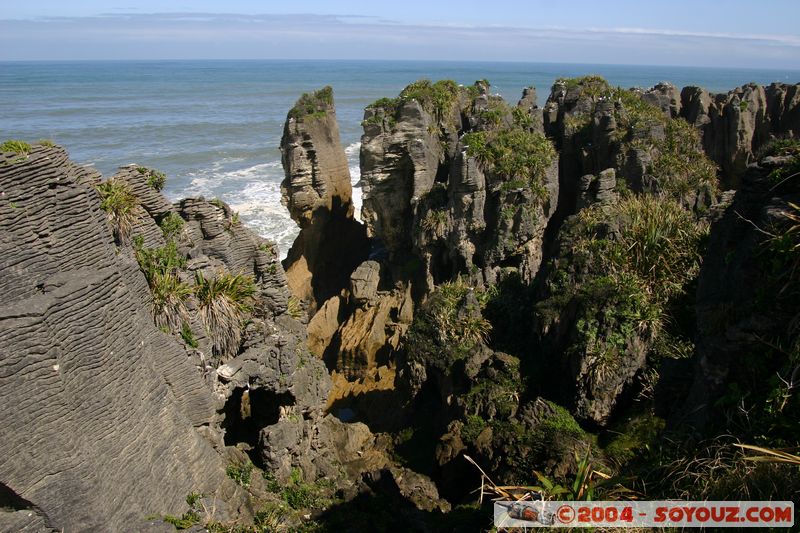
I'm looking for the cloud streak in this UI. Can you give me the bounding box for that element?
[1,13,798,69]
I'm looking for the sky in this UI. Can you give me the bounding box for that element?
[1,1,799,69]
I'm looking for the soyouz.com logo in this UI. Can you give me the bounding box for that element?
[493,501,794,528]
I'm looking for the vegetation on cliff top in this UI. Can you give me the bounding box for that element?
[364,79,468,127]
[645,117,719,200]
[463,128,556,200]
[137,166,167,192]
[557,75,719,202]
[0,139,32,155]
[536,194,707,403]
[288,86,334,121]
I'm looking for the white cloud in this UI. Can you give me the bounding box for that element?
[1,13,798,68]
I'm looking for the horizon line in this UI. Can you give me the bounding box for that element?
[2,57,799,73]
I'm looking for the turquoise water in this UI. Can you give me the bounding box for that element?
[1,60,798,253]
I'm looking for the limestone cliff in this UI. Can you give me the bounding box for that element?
[0,146,233,531]
[280,86,369,312]
[361,80,559,294]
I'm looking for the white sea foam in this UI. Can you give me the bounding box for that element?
[176,143,361,260]
[177,160,299,259]
[345,142,363,221]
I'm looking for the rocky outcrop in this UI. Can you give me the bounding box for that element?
[680,82,800,188]
[0,146,236,531]
[0,143,394,531]
[361,80,559,293]
[280,87,369,312]
[679,150,800,434]
[280,90,411,382]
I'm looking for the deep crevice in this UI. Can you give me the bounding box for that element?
[222,387,295,465]
[0,482,35,511]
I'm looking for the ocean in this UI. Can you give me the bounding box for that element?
[1,60,798,255]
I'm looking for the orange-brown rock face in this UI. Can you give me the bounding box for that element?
[280,87,369,312]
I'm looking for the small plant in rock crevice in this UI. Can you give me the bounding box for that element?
[226,461,253,488]
[96,178,140,243]
[137,166,167,192]
[135,241,190,331]
[159,211,185,241]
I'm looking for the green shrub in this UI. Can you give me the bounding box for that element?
[36,139,55,147]
[0,139,32,155]
[404,278,492,363]
[463,128,555,201]
[606,86,665,135]
[461,415,488,443]
[512,106,534,129]
[647,118,719,200]
[137,166,167,191]
[280,468,332,510]
[555,75,610,96]
[195,270,257,358]
[135,240,186,279]
[579,195,708,304]
[159,212,185,240]
[135,241,190,330]
[96,178,140,242]
[226,461,253,488]
[476,97,510,127]
[398,79,460,120]
[288,86,334,120]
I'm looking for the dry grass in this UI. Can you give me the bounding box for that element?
[653,438,800,502]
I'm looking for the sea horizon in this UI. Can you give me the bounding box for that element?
[2,58,798,255]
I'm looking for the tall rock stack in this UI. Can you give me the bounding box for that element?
[280,86,369,312]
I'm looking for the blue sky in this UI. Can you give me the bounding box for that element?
[2,1,799,68]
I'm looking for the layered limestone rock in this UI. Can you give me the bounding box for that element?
[680,82,800,188]
[361,80,559,293]
[280,86,369,312]
[0,143,390,531]
[281,90,414,380]
[0,146,236,531]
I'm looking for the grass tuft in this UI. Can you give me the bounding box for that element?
[159,211,185,241]
[135,241,190,331]
[136,166,167,191]
[96,178,140,242]
[194,270,257,359]
[0,139,32,155]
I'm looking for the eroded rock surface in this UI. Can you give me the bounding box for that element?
[0,146,233,531]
